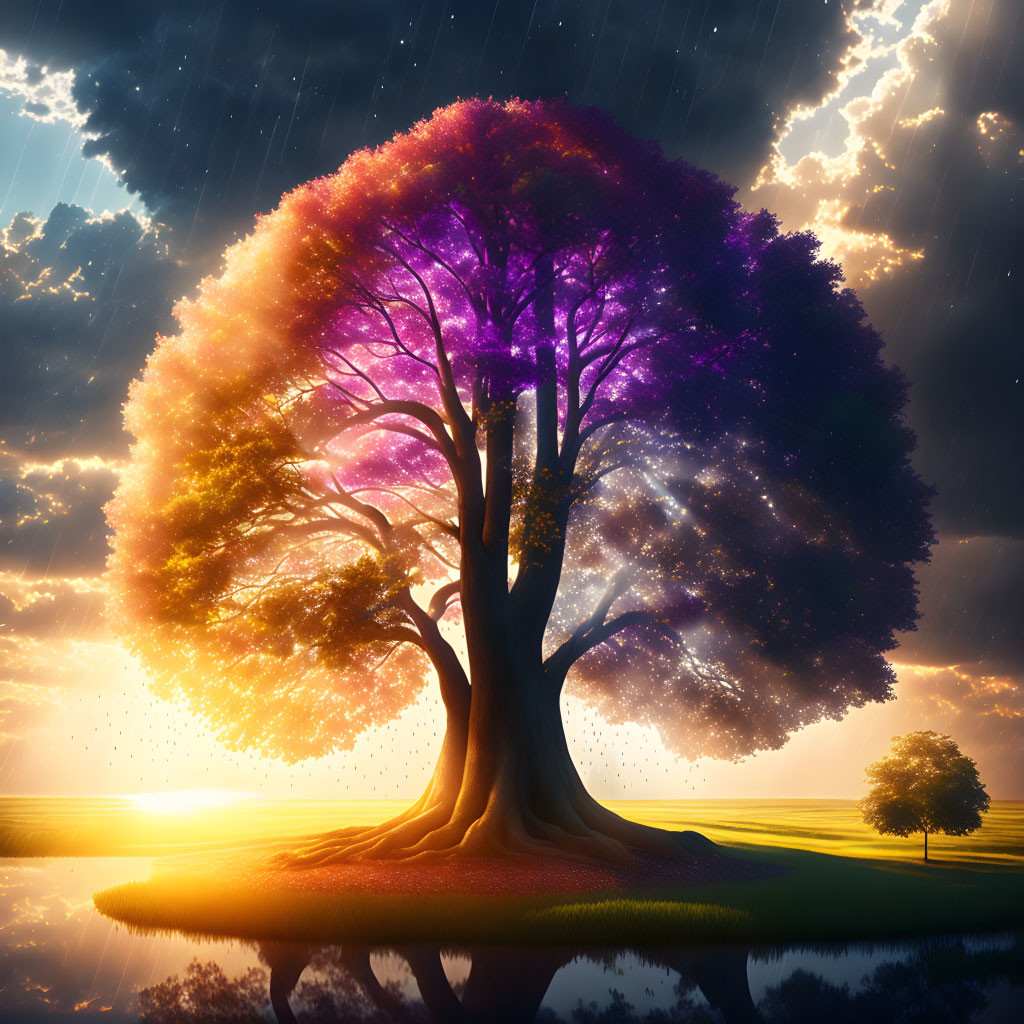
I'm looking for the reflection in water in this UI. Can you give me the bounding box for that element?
[133,934,1024,1024]
[2,860,1023,1021]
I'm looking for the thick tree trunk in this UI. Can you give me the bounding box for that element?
[284,520,713,867]
[460,946,571,1024]
[285,651,712,866]
[401,653,710,862]
[261,943,311,1024]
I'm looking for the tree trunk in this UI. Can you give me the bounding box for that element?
[283,546,713,866]
[679,950,761,1024]
[260,943,312,1024]
[924,830,928,862]
[285,648,713,865]
[460,946,571,1024]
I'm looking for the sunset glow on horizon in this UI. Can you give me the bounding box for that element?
[123,788,260,814]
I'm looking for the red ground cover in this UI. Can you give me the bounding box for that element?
[242,851,767,897]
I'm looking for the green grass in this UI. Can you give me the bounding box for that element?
[4,796,1021,946]
[605,799,1024,866]
[6,797,1023,864]
[677,843,1024,941]
[91,842,1024,948]
[524,899,754,943]
[92,880,761,947]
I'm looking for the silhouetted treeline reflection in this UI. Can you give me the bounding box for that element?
[135,933,1024,1024]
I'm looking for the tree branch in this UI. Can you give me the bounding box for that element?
[427,579,461,620]
[374,238,474,437]
[396,589,470,719]
[335,401,459,468]
[271,516,383,551]
[545,607,678,683]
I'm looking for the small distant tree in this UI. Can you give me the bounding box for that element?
[859,731,990,861]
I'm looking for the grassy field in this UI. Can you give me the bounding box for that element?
[0,795,1003,947]
[92,840,1024,947]
[617,799,1024,865]
[3,796,1022,864]
[5,796,1021,945]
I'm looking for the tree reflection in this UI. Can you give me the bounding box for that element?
[135,934,1024,1023]
[137,959,271,1023]
[759,934,1024,1024]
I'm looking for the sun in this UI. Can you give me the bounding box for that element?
[124,788,254,814]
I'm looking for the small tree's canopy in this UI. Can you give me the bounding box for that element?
[107,98,933,763]
[859,731,990,839]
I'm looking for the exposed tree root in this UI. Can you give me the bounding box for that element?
[278,786,715,872]
[277,686,717,873]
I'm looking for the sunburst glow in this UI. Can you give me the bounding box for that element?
[124,788,256,814]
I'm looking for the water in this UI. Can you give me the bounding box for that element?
[2,858,1022,1022]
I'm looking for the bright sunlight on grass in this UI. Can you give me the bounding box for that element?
[4,797,1021,863]
[124,789,258,814]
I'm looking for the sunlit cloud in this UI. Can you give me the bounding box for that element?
[0,453,120,573]
[0,571,106,616]
[751,0,951,286]
[974,110,1022,164]
[0,49,85,128]
[892,663,1024,724]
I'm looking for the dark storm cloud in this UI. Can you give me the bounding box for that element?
[0,203,183,456]
[1,0,858,249]
[868,250,1023,540]
[0,455,119,573]
[0,204,178,595]
[848,0,1024,540]
[898,538,1024,674]
[746,0,1023,677]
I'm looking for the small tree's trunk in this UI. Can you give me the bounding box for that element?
[924,830,928,862]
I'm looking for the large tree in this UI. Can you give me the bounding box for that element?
[107,99,933,864]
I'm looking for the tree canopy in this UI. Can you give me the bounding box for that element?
[859,731,990,855]
[107,98,933,766]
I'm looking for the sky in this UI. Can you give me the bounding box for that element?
[0,0,1021,802]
